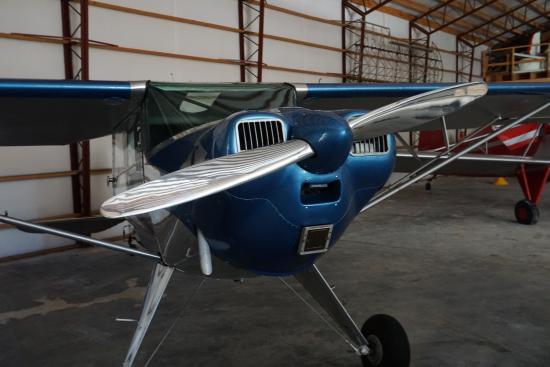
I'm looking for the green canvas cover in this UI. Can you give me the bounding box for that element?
[143,82,297,152]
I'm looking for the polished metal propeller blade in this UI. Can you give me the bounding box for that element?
[350,82,488,139]
[101,140,314,218]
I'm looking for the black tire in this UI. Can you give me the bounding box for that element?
[361,314,410,367]
[425,182,431,191]
[514,199,539,225]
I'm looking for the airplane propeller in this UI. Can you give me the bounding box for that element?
[100,139,314,218]
[100,82,487,219]
[350,82,487,139]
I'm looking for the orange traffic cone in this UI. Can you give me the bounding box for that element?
[494,177,509,186]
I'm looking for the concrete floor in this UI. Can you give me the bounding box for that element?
[1,176,550,367]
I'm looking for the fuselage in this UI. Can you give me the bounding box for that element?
[147,108,395,275]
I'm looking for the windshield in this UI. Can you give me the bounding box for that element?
[143,82,297,154]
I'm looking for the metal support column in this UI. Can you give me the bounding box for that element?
[423,33,431,82]
[238,0,246,82]
[340,1,347,82]
[341,1,393,83]
[455,37,475,82]
[256,0,265,82]
[237,0,265,82]
[341,0,367,83]
[60,0,92,216]
[407,23,432,82]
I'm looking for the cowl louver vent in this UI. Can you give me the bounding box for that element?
[237,120,285,152]
[351,135,389,155]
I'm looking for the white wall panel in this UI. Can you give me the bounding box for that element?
[0,178,74,219]
[91,49,240,82]
[0,39,64,79]
[0,0,61,34]
[0,229,73,258]
[0,146,70,176]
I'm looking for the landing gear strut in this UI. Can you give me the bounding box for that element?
[294,265,410,366]
[515,164,549,225]
[514,199,539,225]
[424,175,437,191]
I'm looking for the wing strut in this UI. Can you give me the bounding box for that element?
[0,214,160,261]
[361,101,550,212]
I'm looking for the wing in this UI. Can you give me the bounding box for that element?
[296,82,550,131]
[4,79,549,146]
[0,79,146,145]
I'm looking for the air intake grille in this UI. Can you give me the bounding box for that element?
[237,119,285,151]
[351,135,389,155]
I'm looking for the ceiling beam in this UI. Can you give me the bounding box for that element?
[349,0,485,43]
[441,0,526,37]
[412,0,501,36]
[469,8,549,47]
[345,0,395,16]
[390,0,504,41]
[526,0,549,18]
[490,1,546,31]
[458,0,538,40]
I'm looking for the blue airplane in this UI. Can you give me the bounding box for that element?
[0,79,549,367]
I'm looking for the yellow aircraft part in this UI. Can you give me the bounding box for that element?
[494,177,509,186]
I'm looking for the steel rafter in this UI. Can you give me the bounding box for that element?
[60,0,91,217]
[412,0,500,35]
[527,1,549,20]
[441,0,539,37]
[409,0,504,83]
[492,2,545,32]
[453,0,547,82]
[345,0,394,16]
[455,0,549,83]
[475,10,550,47]
[457,0,540,44]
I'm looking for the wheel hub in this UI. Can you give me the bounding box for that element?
[366,334,384,365]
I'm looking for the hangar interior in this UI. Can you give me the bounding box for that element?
[0,1,549,366]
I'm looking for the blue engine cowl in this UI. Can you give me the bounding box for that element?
[150,108,395,276]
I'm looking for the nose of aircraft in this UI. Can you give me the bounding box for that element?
[287,110,352,174]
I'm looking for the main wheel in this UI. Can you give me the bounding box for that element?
[514,199,539,225]
[425,182,432,191]
[360,314,410,367]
